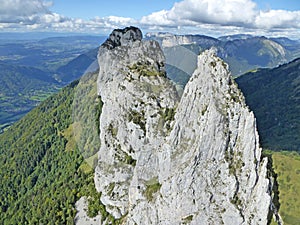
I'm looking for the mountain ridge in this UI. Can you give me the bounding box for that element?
[78,26,277,225]
[148,32,300,77]
[0,62,59,132]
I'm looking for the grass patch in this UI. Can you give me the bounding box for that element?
[128,109,146,134]
[144,177,161,202]
[182,215,193,224]
[272,151,300,225]
[63,123,79,152]
[85,153,98,169]
[128,61,165,77]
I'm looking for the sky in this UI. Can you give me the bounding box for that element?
[0,0,299,39]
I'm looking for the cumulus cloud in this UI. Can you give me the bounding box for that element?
[0,0,52,21]
[141,0,258,27]
[255,10,300,29]
[27,14,137,32]
[0,0,137,32]
[141,10,176,26]
[0,0,299,38]
[140,0,300,37]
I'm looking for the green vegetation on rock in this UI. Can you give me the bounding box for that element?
[144,177,162,202]
[128,109,146,133]
[129,61,166,77]
[182,214,194,224]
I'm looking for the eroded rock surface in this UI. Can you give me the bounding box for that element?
[95,26,179,221]
[82,27,272,225]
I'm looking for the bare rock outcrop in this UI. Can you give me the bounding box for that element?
[79,27,273,225]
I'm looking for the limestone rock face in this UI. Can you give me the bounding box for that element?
[137,48,271,224]
[94,26,179,220]
[93,27,272,225]
[145,32,219,48]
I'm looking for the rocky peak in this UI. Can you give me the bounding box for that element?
[150,49,272,224]
[94,26,179,221]
[101,26,143,50]
[77,27,274,225]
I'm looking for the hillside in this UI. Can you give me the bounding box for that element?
[0,36,104,131]
[236,58,300,151]
[149,33,300,79]
[0,62,59,132]
[265,150,300,225]
[56,48,98,83]
[221,37,288,75]
[0,71,103,224]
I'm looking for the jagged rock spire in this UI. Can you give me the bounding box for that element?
[95,26,179,221]
[77,27,273,225]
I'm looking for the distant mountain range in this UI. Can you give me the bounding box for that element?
[0,63,59,131]
[236,58,300,151]
[1,33,300,134]
[0,36,104,132]
[147,33,300,79]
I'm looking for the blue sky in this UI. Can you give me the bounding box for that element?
[50,0,180,20]
[255,0,299,11]
[0,0,299,38]
[50,0,299,19]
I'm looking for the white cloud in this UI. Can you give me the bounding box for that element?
[141,10,176,26]
[34,15,137,32]
[255,10,300,29]
[0,0,52,19]
[106,16,136,25]
[140,0,300,38]
[40,13,64,23]
[141,0,258,27]
[0,0,299,39]
[0,0,137,33]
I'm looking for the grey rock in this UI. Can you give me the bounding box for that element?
[127,48,272,225]
[74,197,102,225]
[95,27,179,221]
[84,27,273,225]
[101,26,142,50]
[146,32,219,48]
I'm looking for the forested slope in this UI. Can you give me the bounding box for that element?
[0,71,102,224]
[236,58,300,151]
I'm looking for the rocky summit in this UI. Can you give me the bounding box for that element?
[77,27,275,224]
